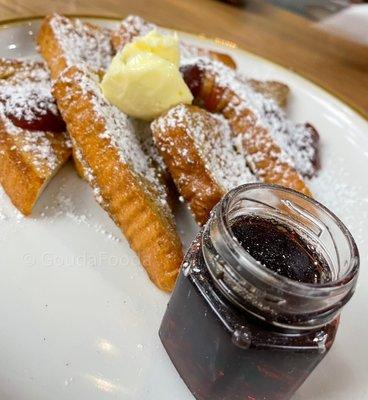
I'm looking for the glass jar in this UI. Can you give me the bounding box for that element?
[159,183,359,400]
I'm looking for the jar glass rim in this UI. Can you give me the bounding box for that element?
[217,183,360,298]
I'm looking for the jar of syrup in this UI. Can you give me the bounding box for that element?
[160,183,359,400]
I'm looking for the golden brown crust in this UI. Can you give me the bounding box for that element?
[72,149,87,179]
[0,128,70,215]
[53,66,182,291]
[248,79,289,109]
[35,18,88,180]
[0,58,71,215]
[152,105,225,225]
[0,126,44,215]
[38,14,114,81]
[37,15,69,81]
[208,51,236,69]
[38,14,115,180]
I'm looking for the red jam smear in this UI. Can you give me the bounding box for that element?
[7,111,66,132]
[1,88,66,132]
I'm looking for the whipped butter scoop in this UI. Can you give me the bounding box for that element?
[101,30,193,120]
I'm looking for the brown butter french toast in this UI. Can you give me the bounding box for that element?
[53,65,183,291]
[152,104,256,225]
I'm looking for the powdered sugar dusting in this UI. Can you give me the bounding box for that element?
[153,104,256,192]
[51,186,121,243]
[0,185,25,229]
[0,106,60,173]
[0,171,122,244]
[0,59,57,121]
[208,113,256,190]
[73,147,104,205]
[249,84,318,178]
[21,131,59,171]
[180,43,216,63]
[49,14,114,72]
[0,64,58,122]
[130,118,168,180]
[182,57,318,179]
[59,67,171,214]
[310,154,366,253]
[0,59,68,173]
[113,15,155,51]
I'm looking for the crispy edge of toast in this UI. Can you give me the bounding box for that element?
[37,15,69,81]
[152,105,225,226]
[0,124,43,215]
[53,65,183,291]
[248,79,289,109]
[0,127,70,215]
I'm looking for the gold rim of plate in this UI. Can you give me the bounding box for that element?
[0,14,366,121]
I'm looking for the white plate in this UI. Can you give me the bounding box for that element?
[0,17,367,400]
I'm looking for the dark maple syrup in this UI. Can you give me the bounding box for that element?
[230,215,331,284]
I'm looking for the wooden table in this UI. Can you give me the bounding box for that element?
[0,0,367,117]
